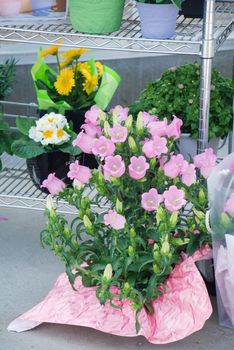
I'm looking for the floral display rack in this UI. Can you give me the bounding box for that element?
[0,0,233,213]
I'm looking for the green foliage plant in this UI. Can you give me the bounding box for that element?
[0,58,16,100]
[130,63,234,140]
[0,114,13,171]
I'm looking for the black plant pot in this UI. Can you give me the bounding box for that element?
[180,0,204,18]
[64,109,88,133]
[27,150,71,193]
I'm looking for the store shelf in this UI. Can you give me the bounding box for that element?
[0,154,109,214]
[0,1,233,55]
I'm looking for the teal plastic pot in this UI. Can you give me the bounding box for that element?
[69,0,125,34]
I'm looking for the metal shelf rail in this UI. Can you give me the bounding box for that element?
[0,154,109,214]
[0,1,233,55]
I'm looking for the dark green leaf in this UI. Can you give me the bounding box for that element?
[16,117,35,136]
[11,139,44,158]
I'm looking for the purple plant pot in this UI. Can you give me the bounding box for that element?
[137,3,179,39]
[31,0,53,16]
[0,0,22,16]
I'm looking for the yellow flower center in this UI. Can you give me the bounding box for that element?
[48,118,54,123]
[115,132,123,138]
[43,130,54,139]
[57,128,65,138]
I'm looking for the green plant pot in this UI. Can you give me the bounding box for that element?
[69,0,125,34]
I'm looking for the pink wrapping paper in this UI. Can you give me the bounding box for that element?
[8,248,212,344]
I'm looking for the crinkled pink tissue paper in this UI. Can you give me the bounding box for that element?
[8,247,212,344]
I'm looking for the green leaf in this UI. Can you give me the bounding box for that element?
[59,142,81,156]
[16,117,35,136]
[146,274,157,302]
[11,139,44,159]
[0,133,13,154]
[0,120,9,131]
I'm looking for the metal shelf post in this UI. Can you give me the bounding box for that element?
[198,0,216,153]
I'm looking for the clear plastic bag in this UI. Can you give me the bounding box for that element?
[208,152,234,328]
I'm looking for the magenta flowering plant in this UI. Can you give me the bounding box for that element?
[40,105,217,331]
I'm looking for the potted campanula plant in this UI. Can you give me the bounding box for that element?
[10,106,218,343]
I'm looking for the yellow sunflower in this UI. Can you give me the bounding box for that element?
[60,48,88,61]
[54,68,75,96]
[80,68,98,95]
[95,62,103,77]
[40,40,63,58]
[60,57,74,68]
[78,61,91,73]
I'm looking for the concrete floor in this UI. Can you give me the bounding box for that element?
[1,207,234,350]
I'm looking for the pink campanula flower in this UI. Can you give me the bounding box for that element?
[147,119,168,137]
[166,116,183,139]
[128,156,149,180]
[41,173,66,195]
[67,160,92,184]
[163,154,187,179]
[108,123,128,143]
[104,209,126,230]
[73,131,96,154]
[110,105,129,122]
[141,112,158,126]
[163,185,186,212]
[181,163,197,187]
[81,123,102,138]
[103,155,125,178]
[92,136,115,157]
[224,193,234,216]
[193,148,217,179]
[143,136,168,158]
[85,105,102,125]
[141,188,163,212]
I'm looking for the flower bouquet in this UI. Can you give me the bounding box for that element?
[11,112,81,191]
[207,152,234,329]
[32,44,121,131]
[8,107,216,343]
[32,43,120,170]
